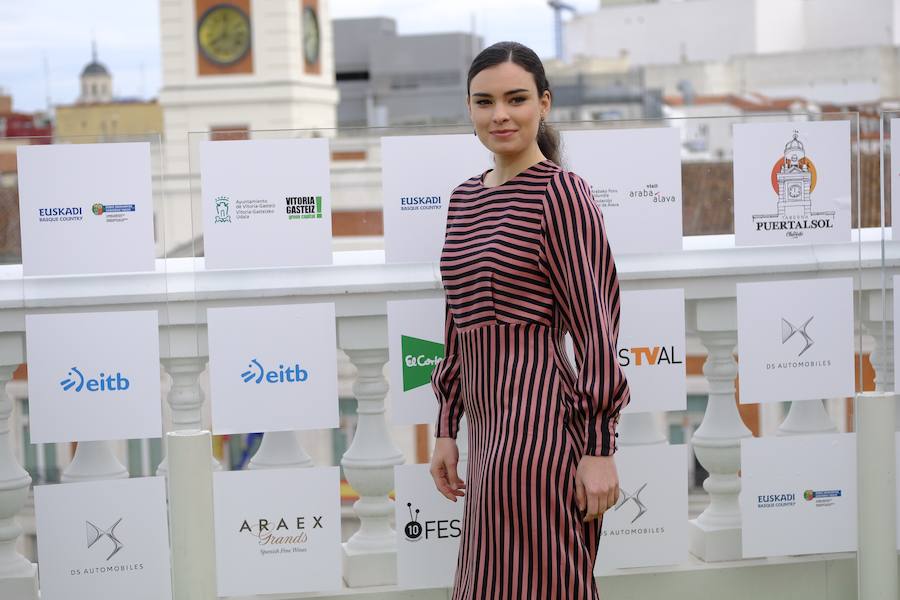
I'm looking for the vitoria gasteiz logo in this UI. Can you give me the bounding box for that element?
[241,358,309,384]
[60,367,131,392]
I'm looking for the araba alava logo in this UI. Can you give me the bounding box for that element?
[401,335,444,392]
[60,367,130,392]
[241,358,309,384]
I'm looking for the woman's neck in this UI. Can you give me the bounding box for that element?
[486,146,547,187]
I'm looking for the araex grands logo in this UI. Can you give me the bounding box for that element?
[285,196,323,220]
[239,515,325,555]
[402,502,460,542]
[401,335,444,392]
[751,130,834,239]
[241,359,309,384]
[60,367,130,392]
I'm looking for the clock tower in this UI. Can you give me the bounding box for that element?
[158,0,338,250]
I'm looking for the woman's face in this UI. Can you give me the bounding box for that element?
[467,61,551,159]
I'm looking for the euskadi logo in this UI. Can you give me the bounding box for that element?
[240,358,309,384]
[86,518,123,561]
[92,203,136,216]
[60,367,130,392]
[757,492,796,509]
[38,206,83,223]
[401,335,444,392]
[803,488,842,507]
[617,345,683,367]
[402,502,460,542]
[751,130,834,239]
[214,196,232,223]
[285,196,323,220]
[399,195,442,212]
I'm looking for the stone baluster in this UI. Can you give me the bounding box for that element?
[776,399,836,436]
[617,412,668,446]
[248,431,314,469]
[61,441,129,482]
[338,316,404,588]
[0,333,37,598]
[687,299,751,562]
[157,356,216,476]
[862,289,896,428]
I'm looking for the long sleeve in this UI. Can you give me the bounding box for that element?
[431,300,465,438]
[541,171,630,456]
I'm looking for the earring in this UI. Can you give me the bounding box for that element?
[539,118,546,133]
[473,129,476,136]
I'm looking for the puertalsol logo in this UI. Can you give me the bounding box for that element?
[403,502,460,542]
[86,518,124,561]
[781,315,814,356]
[401,335,444,392]
[613,483,648,524]
[241,359,309,384]
[617,345,682,367]
[285,196,323,220]
[60,367,130,392]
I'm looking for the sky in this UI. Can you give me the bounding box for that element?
[0,0,599,113]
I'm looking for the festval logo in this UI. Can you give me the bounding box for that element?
[86,518,124,561]
[781,316,814,356]
[240,358,309,384]
[613,482,648,524]
[285,196,323,220]
[401,335,444,392]
[403,503,423,542]
[752,131,834,238]
[402,502,460,542]
[60,367,131,392]
[617,345,682,368]
[214,196,232,223]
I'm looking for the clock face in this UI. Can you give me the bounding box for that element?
[197,4,251,66]
[303,6,320,65]
[789,184,801,199]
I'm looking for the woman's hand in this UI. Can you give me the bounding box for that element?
[575,455,619,522]
[430,437,466,502]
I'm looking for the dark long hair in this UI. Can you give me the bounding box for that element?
[466,41,561,166]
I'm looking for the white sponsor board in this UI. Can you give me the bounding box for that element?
[17,142,156,276]
[737,277,854,404]
[213,467,342,596]
[892,118,900,239]
[618,289,686,413]
[382,134,491,264]
[387,297,445,425]
[34,477,173,600]
[733,120,851,246]
[200,138,332,270]
[395,462,467,588]
[562,128,683,255]
[25,310,162,443]
[895,275,900,393]
[595,444,688,573]
[207,303,338,434]
[741,433,856,557]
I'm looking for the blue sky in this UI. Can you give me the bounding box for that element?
[0,0,598,113]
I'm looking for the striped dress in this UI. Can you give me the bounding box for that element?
[431,158,631,599]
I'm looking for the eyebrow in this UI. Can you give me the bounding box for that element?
[471,88,530,98]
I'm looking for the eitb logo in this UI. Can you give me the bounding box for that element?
[285,196,323,220]
[403,502,460,542]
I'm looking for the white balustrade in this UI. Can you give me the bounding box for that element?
[158,356,218,475]
[60,441,129,482]
[687,298,751,562]
[248,431,314,469]
[777,399,837,436]
[617,412,668,446]
[338,316,405,588]
[862,289,896,428]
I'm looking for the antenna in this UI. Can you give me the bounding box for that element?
[547,1,576,61]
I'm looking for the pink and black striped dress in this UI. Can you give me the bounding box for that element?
[431,159,631,599]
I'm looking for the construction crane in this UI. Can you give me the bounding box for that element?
[548,1,576,61]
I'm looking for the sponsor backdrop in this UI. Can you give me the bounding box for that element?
[200,138,332,270]
[736,277,854,404]
[33,477,173,600]
[741,433,856,557]
[381,134,492,264]
[213,467,342,596]
[617,289,687,413]
[25,310,162,443]
[594,444,688,572]
[207,303,338,434]
[562,128,684,255]
[733,120,851,246]
[17,142,156,277]
[893,118,900,240]
[394,462,467,589]
[387,298,445,425]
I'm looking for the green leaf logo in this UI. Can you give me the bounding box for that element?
[401,335,444,392]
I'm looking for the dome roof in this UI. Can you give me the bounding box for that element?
[81,61,110,77]
[784,131,804,154]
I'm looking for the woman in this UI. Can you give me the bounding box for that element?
[429,41,631,599]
